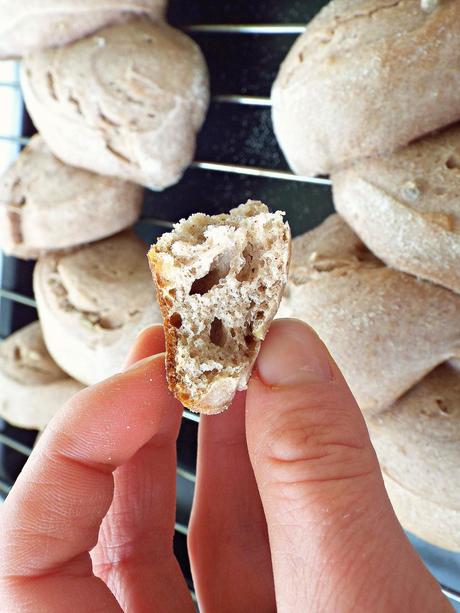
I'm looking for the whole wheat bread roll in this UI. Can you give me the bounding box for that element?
[272,0,460,177]
[148,201,290,414]
[278,215,460,414]
[333,124,460,294]
[21,18,209,190]
[0,322,84,430]
[0,0,166,59]
[0,134,143,259]
[34,231,162,385]
[367,361,460,551]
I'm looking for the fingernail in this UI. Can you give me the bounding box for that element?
[257,319,333,386]
[124,353,165,372]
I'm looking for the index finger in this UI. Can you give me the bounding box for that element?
[0,353,182,608]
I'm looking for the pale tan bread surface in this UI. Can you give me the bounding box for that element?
[0,134,143,259]
[272,0,460,176]
[0,322,84,430]
[0,0,166,59]
[34,231,162,385]
[333,124,460,294]
[367,361,460,551]
[149,201,291,414]
[278,215,460,414]
[21,18,209,190]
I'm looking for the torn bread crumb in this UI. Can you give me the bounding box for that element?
[148,200,291,414]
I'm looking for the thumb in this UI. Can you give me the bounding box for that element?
[246,319,452,613]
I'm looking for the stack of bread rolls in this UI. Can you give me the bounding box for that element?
[275,0,460,550]
[0,0,210,428]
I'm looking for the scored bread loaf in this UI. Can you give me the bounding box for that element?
[0,0,166,59]
[278,215,460,414]
[333,123,460,294]
[272,0,460,176]
[34,231,162,385]
[148,201,290,414]
[0,134,143,259]
[367,361,460,551]
[21,18,209,190]
[0,322,84,430]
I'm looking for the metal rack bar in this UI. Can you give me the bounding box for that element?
[0,433,32,456]
[0,288,37,308]
[177,466,197,483]
[0,480,12,495]
[441,586,460,603]
[183,410,200,424]
[174,521,188,536]
[141,218,175,229]
[0,134,30,146]
[0,136,331,186]
[184,24,306,34]
[213,94,271,106]
[191,161,332,185]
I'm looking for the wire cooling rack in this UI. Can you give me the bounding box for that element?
[0,1,459,607]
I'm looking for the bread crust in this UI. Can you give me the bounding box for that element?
[0,0,166,59]
[367,361,460,550]
[35,231,162,385]
[0,134,143,259]
[21,18,209,190]
[279,215,460,414]
[333,124,460,294]
[272,0,460,176]
[0,322,84,430]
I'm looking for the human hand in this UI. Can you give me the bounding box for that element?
[0,320,453,612]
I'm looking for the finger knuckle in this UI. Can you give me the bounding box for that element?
[262,404,377,494]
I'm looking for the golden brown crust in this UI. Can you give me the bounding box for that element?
[148,252,179,399]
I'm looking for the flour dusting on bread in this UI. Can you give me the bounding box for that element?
[148,200,290,414]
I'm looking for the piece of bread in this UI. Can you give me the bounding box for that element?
[0,0,166,59]
[271,0,460,177]
[0,134,143,259]
[0,322,84,430]
[21,18,209,190]
[367,361,460,551]
[148,201,291,414]
[278,215,460,415]
[333,124,460,294]
[34,231,162,385]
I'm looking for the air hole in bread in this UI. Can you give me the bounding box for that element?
[446,156,460,170]
[236,247,255,282]
[210,317,226,347]
[190,252,231,295]
[435,398,451,415]
[244,334,256,350]
[170,312,182,329]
